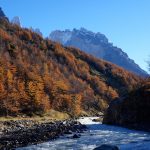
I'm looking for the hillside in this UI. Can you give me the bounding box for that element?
[0,14,141,117]
[103,79,150,131]
[49,28,148,76]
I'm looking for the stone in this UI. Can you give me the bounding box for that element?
[72,134,80,138]
[64,131,72,134]
[93,144,119,150]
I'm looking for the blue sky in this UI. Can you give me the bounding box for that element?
[0,0,150,72]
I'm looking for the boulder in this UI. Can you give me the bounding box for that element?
[92,117,103,122]
[72,134,80,138]
[64,131,72,134]
[93,144,119,150]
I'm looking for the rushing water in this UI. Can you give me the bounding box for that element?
[17,117,150,150]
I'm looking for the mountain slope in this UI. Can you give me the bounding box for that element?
[0,17,141,117]
[49,28,147,76]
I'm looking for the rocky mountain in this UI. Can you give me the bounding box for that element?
[103,79,150,131]
[49,28,148,76]
[11,16,21,26]
[30,27,43,37]
[0,17,141,116]
[0,7,8,20]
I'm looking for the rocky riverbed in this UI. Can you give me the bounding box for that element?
[19,117,150,150]
[0,119,87,149]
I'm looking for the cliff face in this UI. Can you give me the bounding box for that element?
[49,28,148,76]
[103,79,150,131]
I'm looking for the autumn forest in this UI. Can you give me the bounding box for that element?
[0,17,142,117]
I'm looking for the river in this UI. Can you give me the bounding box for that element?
[17,117,150,150]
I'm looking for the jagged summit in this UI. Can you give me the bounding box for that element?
[49,28,148,76]
[50,29,72,44]
[0,7,8,20]
[30,27,43,37]
[11,16,21,26]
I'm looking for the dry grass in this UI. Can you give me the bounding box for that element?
[0,109,70,122]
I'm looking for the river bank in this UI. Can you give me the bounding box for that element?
[0,118,87,149]
[1,117,150,150]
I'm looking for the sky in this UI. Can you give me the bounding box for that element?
[0,0,150,72]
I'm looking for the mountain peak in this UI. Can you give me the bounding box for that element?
[0,7,7,20]
[79,27,91,33]
[50,29,72,44]
[30,27,43,37]
[11,16,21,26]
